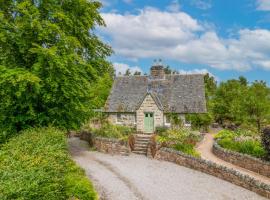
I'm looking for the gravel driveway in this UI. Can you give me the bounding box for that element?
[69,138,266,200]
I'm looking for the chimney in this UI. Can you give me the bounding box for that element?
[150,59,165,79]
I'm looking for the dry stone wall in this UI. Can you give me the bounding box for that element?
[93,137,130,156]
[213,142,270,178]
[155,148,270,199]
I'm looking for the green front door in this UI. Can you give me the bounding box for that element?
[144,113,154,133]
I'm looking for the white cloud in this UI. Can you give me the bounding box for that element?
[191,0,212,10]
[113,62,142,75]
[178,68,211,75]
[178,68,218,80]
[257,0,270,11]
[101,8,270,71]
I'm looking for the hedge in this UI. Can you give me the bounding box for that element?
[0,127,97,200]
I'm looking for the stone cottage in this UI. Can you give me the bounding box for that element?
[104,64,207,133]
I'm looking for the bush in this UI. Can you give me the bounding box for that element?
[0,127,97,200]
[83,121,135,141]
[173,143,200,157]
[262,126,270,160]
[155,126,168,135]
[214,129,235,140]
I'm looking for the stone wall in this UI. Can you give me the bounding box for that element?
[108,113,136,128]
[136,94,163,133]
[213,142,270,178]
[93,137,130,156]
[155,148,270,199]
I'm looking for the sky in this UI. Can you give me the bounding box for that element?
[97,0,270,84]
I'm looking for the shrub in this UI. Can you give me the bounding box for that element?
[155,126,168,135]
[214,129,235,140]
[0,127,97,200]
[262,126,270,160]
[218,137,266,158]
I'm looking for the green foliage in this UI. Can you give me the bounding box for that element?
[214,129,235,140]
[186,113,212,131]
[244,81,270,132]
[155,126,169,135]
[212,78,270,132]
[212,78,248,125]
[157,128,201,157]
[218,137,266,158]
[216,129,267,159]
[84,119,134,140]
[166,113,183,128]
[173,143,200,157]
[0,127,97,200]
[0,0,113,140]
[262,126,270,160]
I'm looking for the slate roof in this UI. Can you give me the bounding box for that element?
[104,74,207,113]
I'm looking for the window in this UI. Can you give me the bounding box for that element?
[164,115,171,126]
[116,113,122,123]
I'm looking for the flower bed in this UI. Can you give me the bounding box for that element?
[213,141,270,177]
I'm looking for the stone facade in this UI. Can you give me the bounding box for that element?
[93,137,130,156]
[108,113,136,128]
[136,94,163,133]
[213,142,270,178]
[155,148,270,199]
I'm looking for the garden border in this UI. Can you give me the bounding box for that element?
[212,141,270,178]
[154,148,270,199]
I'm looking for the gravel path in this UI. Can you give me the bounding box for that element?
[196,133,270,185]
[69,138,266,200]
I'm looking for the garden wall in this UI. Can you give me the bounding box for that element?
[154,148,270,199]
[213,142,270,178]
[93,137,130,156]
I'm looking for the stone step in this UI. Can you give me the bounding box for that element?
[135,139,149,141]
[135,139,150,142]
[134,147,148,151]
[134,143,148,147]
[134,145,148,149]
[132,150,147,155]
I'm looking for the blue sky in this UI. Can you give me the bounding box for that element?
[98,0,270,84]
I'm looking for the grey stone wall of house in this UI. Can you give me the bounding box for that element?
[213,142,270,178]
[154,148,270,199]
[136,94,163,133]
[108,113,136,128]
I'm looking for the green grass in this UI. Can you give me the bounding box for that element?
[0,127,97,200]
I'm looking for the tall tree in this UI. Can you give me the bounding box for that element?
[0,0,113,137]
[244,81,270,132]
[212,78,248,125]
